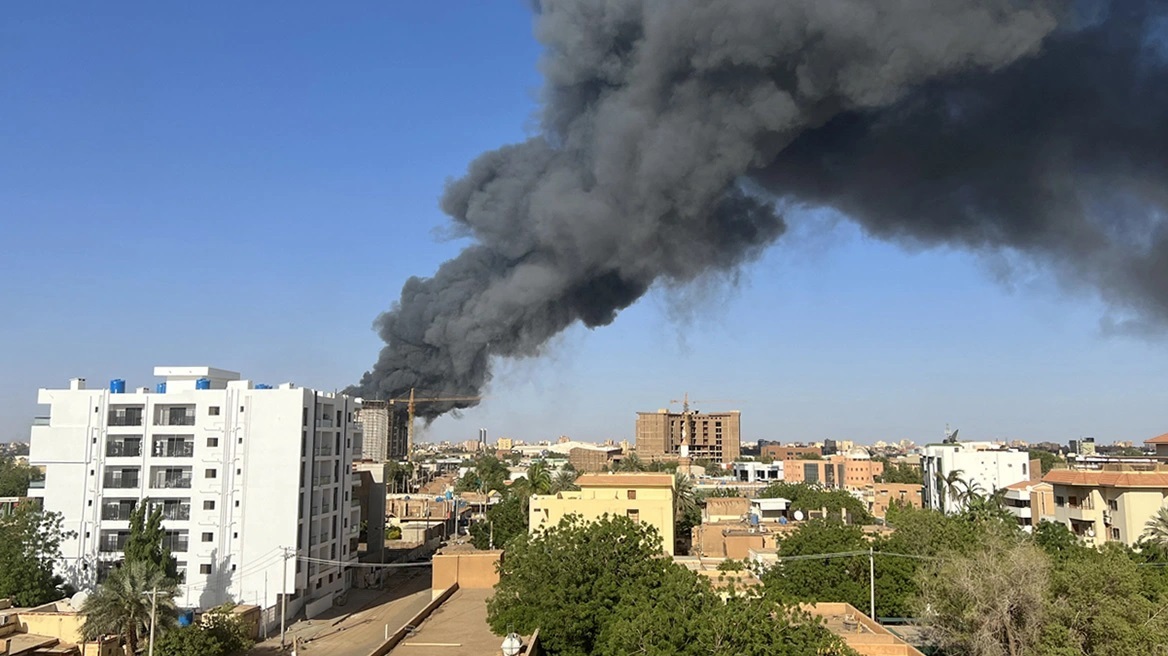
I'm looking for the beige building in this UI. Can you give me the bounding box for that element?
[355,400,410,461]
[1043,464,1168,547]
[869,483,923,519]
[529,473,676,554]
[1002,479,1054,532]
[784,455,884,490]
[568,445,621,473]
[636,410,741,463]
[496,437,513,451]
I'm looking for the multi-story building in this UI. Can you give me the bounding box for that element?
[529,473,675,554]
[869,483,923,519]
[496,437,513,451]
[921,443,1031,513]
[760,443,822,461]
[635,410,741,464]
[1043,464,1168,547]
[354,400,409,462]
[1001,480,1054,532]
[568,445,621,473]
[731,460,784,483]
[782,454,883,490]
[27,367,361,616]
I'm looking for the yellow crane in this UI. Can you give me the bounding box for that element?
[390,388,483,463]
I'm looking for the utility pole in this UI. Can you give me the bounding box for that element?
[263,572,269,639]
[146,586,160,656]
[868,546,876,621]
[280,547,291,648]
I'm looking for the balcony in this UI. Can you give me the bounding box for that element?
[101,501,137,521]
[313,444,333,457]
[28,479,45,490]
[151,440,194,458]
[103,472,141,489]
[155,407,195,427]
[31,417,49,427]
[149,502,191,522]
[108,409,144,427]
[106,440,142,458]
[161,532,188,553]
[311,474,333,487]
[99,532,130,553]
[150,471,192,489]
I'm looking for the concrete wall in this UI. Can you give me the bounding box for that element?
[431,551,501,596]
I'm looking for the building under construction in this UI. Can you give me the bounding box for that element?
[356,400,410,461]
[635,409,741,464]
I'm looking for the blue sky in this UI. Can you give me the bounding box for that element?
[2,3,1165,447]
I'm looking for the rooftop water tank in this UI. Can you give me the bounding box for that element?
[255,384,272,390]
[109,379,126,394]
[156,382,167,394]
[195,378,211,390]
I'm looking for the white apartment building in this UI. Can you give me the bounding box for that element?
[922,442,1031,513]
[732,460,784,483]
[28,366,362,618]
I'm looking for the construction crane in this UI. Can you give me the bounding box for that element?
[390,388,483,464]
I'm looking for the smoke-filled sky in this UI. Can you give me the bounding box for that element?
[2,1,1167,446]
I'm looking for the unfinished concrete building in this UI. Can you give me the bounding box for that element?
[635,409,741,464]
[356,400,410,461]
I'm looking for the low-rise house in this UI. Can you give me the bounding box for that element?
[529,473,675,554]
[1002,480,1054,532]
[1044,464,1168,546]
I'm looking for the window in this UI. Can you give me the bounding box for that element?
[236,469,241,476]
[202,532,213,542]
[207,437,219,447]
[1055,496,1065,507]
[199,564,212,574]
[205,469,217,478]
[233,532,238,539]
[231,564,237,571]
[208,406,220,416]
[239,406,244,413]
[203,500,215,510]
[234,500,240,508]
[627,490,637,500]
[1108,499,1118,511]
[1111,527,1121,540]
[627,509,640,523]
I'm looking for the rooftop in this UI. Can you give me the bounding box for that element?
[390,588,530,656]
[1145,432,1168,445]
[803,603,926,656]
[575,473,675,488]
[1044,465,1168,488]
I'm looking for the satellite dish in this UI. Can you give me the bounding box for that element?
[70,591,90,609]
[1086,527,1096,537]
[793,510,805,521]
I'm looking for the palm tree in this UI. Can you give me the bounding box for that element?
[935,469,966,511]
[526,460,553,496]
[616,453,645,472]
[673,471,697,522]
[1142,507,1168,551]
[550,469,578,494]
[81,560,178,654]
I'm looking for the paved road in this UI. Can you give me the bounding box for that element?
[248,567,432,656]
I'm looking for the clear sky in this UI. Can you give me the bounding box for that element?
[2,3,1165,447]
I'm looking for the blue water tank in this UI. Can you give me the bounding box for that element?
[435,496,444,502]
[195,378,211,390]
[445,491,453,500]
[255,384,272,390]
[155,382,167,394]
[109,379,126,394]
[177,610,195,627]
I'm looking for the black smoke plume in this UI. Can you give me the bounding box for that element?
[355,0,1168,417]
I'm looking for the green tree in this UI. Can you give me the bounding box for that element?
[1028,450,1064,475]
[1141,506,1168,552]
[758,482,871,523]
[613,452,646,472]
[201,603,255,655]
[384,461,414,494]
[874,461,922,485]
[154,625,225,656]
[673,471,700,555]
[525,460,552,495]
[0,455,41,496]
[456,455,508,494]
[81,560,179,655]
[762,520,870,610]
[123,502,179,581]
[0,501,72,606]
[1038,545,1168,655]
[487,514,671,656]
[469,493,526,550]
[914,535,1048,656]
[934,469,965,509]
[550,469,578,493]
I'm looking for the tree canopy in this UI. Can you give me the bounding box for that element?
[758,482,872,524]
[488,514,855,656]
[124,502,179,581]
[0,501,72,606]
[0,455,42,497]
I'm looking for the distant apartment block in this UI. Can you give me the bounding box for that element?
[783,454,883,490]
[635,409,741,464]
[731,460,784,483]
[921,443,1031,513]
[1001,480,1054,532]
[869,483,923,519]
[760,443,822,460]
[354,400,409,461]
[568,445,621,473]
[28,367,362,615]
[1043,463,1168,547]
[529,473,675,554]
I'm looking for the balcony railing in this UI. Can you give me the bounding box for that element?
[161,534,189,553]
[101,504,137,521]
[151,443,194,458]
[103,474,140,489]
[314,445,333,457]
[31,417,50,426]
[108,412,144,427]
[150,504,191,521]
[99,534,129,552]
[28,479,45,489]
[106,442,142,458]
[151,474,192,489]
[311,474,332,487]
[158,416,195,427]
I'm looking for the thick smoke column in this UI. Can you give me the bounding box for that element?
[356,0,1168,416]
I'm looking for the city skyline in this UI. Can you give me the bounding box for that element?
[3,4,1167,447]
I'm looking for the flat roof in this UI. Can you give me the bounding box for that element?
[391,588,518,656]
[575,473,675,487]
[153,366,241,380]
